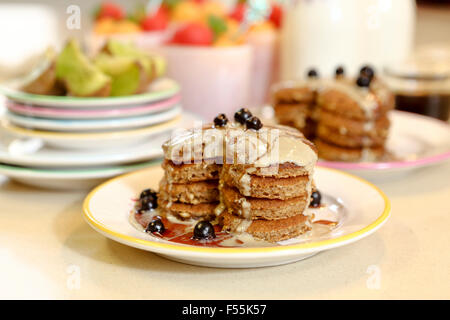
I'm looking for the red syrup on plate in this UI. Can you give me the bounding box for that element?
[132,191,340,248]
[134,211,235,247]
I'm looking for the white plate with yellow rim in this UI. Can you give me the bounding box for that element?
[83,166,391,268]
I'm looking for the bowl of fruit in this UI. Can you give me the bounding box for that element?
[160,0,283,119]
[155,0,252,119]
[89,1,173,55]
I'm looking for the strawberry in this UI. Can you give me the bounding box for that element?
[229,3,246,23]
[269,4,283,29]
[141,7,169,31]
[96,2,124,21]
[170,23,213,46]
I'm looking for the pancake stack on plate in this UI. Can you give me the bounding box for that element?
[272,66,394,162]
[158,112,319,242]
[0,78,200,189]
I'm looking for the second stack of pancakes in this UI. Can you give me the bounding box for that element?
[272,67,394,162]
[315,75,394,161]
[271,81,318,140]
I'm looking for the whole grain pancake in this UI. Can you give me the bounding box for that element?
[159,178,219,204]
[162,159,221,183]
[318,109,390,136]
[158,200,218,220]
[272,85,315,104]
[317,124,387,148]
[315,138,385,162]
[221,185,309,220]
[222,168,310,200]
[274,103,310,132]
[223,162,312,179]
[317,83,393,120]
[220,211,312,243]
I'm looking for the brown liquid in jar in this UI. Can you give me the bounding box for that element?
[395,92,450,121]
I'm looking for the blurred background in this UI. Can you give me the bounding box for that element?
[0,0,449,119]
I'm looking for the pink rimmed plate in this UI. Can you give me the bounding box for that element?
[317,111,450,181]
[5,94,181,120]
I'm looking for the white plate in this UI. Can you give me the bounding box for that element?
[0,115,182,150]
[317,111,450,181]
[0,77,180,109]
[0,133,165,168]
[0,112,201,167]
[0,160,161,190]
[83,166,390,268]
[5,105,181,132]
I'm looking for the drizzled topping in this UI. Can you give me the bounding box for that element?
[162,121,318,170]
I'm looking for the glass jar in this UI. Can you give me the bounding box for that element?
[383,53,450,121]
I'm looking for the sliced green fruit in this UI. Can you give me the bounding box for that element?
[94,53,150,96]
[101,39,166,79]
[56,39,111,97]
[21,47,61,95]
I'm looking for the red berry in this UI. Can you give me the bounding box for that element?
[269,4,283,29]
[170,23,213,46]
[97,2,124,20]
[229,3,246,23]
[141,7,169,31]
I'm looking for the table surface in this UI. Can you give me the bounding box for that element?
[0,160,449,300]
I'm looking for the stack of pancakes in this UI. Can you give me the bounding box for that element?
[272,76,394,161]
[158,151,222,221]
[158,121,318,243]
[219,161,316,243]
[271,82,318,140]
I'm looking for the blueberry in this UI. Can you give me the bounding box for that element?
[146,219,165,234]
[140,188,157,200]
[360,65,375,79]
[335,66,345,77]
[245,116,263,131]
[307,69,318,78]
[193,221,216,240]
[214,113,228,127]
[139,195,158,211]
[356,75,371,88]
[310,190,322,208]
[234,108,253,124]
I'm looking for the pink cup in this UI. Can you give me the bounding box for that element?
[160,44,253,120]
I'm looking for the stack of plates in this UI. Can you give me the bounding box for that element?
[0,78,198,189]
